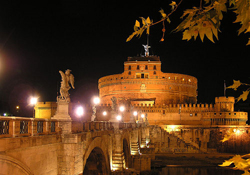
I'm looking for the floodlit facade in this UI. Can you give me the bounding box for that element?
[35,54,248,126]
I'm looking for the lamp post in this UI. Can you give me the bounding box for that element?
[30,97,38,118]
[91,97,100,121]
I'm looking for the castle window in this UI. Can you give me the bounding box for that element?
[145,65,148,70]
[128,65,131,70]
[195,113,197,116]
[190,113,193,116]
[163,110,165,114]
[153,71,156,75]
[141,74,144,78]
[128,71,131,75]
[145,74,149,78]
[153,65,156,70]
[136,73,140,79]
[188,79,191,82]
[182,78,185,81]
[137,65,139,70]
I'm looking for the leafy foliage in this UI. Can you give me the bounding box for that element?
[221,128,235,142]
[227,80,250,102]
[127,0,250,45]
[220,154,250,174]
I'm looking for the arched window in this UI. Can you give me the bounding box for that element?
[153,71,156,75]
[153,65,156,70]
[137,65,139,70]
[128,65,131,70]
[145,65,148,70]
[128,71,131,75]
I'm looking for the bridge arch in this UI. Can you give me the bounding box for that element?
[0,155,33,175]
[82,137,110,175]
[122,130,132,169]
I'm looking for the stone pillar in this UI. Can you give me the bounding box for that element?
[112,123,125,171]
[57,135,84,175]
[131,129,139,155]
[145,127,150,147]
[148,127,155,148]
[141,127,146,148]
[52,99,72,134]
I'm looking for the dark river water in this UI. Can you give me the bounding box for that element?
[158,166,243,175]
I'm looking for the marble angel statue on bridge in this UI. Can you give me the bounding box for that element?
[58,69,75,102]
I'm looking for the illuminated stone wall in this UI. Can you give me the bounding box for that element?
[98,56,197,105]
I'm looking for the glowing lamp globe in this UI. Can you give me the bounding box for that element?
[103,111,107,116]
[119,106,125,112]
[76,106,84,117]
[116,115,122,121]
[30,97,38,105]
[93,97,100,105]
[133,111,138,116]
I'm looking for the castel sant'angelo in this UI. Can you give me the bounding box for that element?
[35,44,248,126]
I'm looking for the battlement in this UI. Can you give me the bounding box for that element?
[215,96,235,103]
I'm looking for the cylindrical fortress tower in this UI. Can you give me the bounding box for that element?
[98,56,197,105]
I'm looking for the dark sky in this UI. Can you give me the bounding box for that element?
[0,0,249,116]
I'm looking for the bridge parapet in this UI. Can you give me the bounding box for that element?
[0,117,60,138]
[72,121,142,133]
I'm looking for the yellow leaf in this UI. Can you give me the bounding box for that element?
[134,20,140,31]
[169,1,176,10]
[135,20,140,28]
[167,17,171,23]
[242,170,250,175]
[126,31,137,42]
[199,28,205,42]
[140,17,146,26]
[227,80,241,90]
[159,9,167,19]
[221,134,231,142]
[247,38,250,46]
[183,30,192,41]
[237,90,250,102]
[211,24,219,40]
[146,17,151,25]
[205,28,215,43]
[219,160,233,167]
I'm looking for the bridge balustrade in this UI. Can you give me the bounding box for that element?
[0,117,60,138]
[72,121,139,133]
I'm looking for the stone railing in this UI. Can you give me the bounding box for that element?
[72,121,139,133]
[0,117,60,138]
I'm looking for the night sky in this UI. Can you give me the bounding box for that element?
[0,1,249,116]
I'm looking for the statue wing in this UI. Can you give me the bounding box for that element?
[69,74,75,89]
[59,71,66,87]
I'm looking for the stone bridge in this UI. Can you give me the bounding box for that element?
[1,117,250,175]
[0,117,155,175]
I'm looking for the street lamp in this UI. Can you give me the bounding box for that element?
[103,111,107,116]
[116,115,122,121]
[76,106,84,117]
[119,106,125,112]
[91,97,100,121]
[30,97,38,118]
[119,106,125,122]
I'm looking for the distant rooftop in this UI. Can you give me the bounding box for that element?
[127,55,160,61]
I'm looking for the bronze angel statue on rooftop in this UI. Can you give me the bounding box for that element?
[58,69,75,102]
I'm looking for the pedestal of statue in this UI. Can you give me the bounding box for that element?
[109,110,118,122]
[52,98,72,134]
